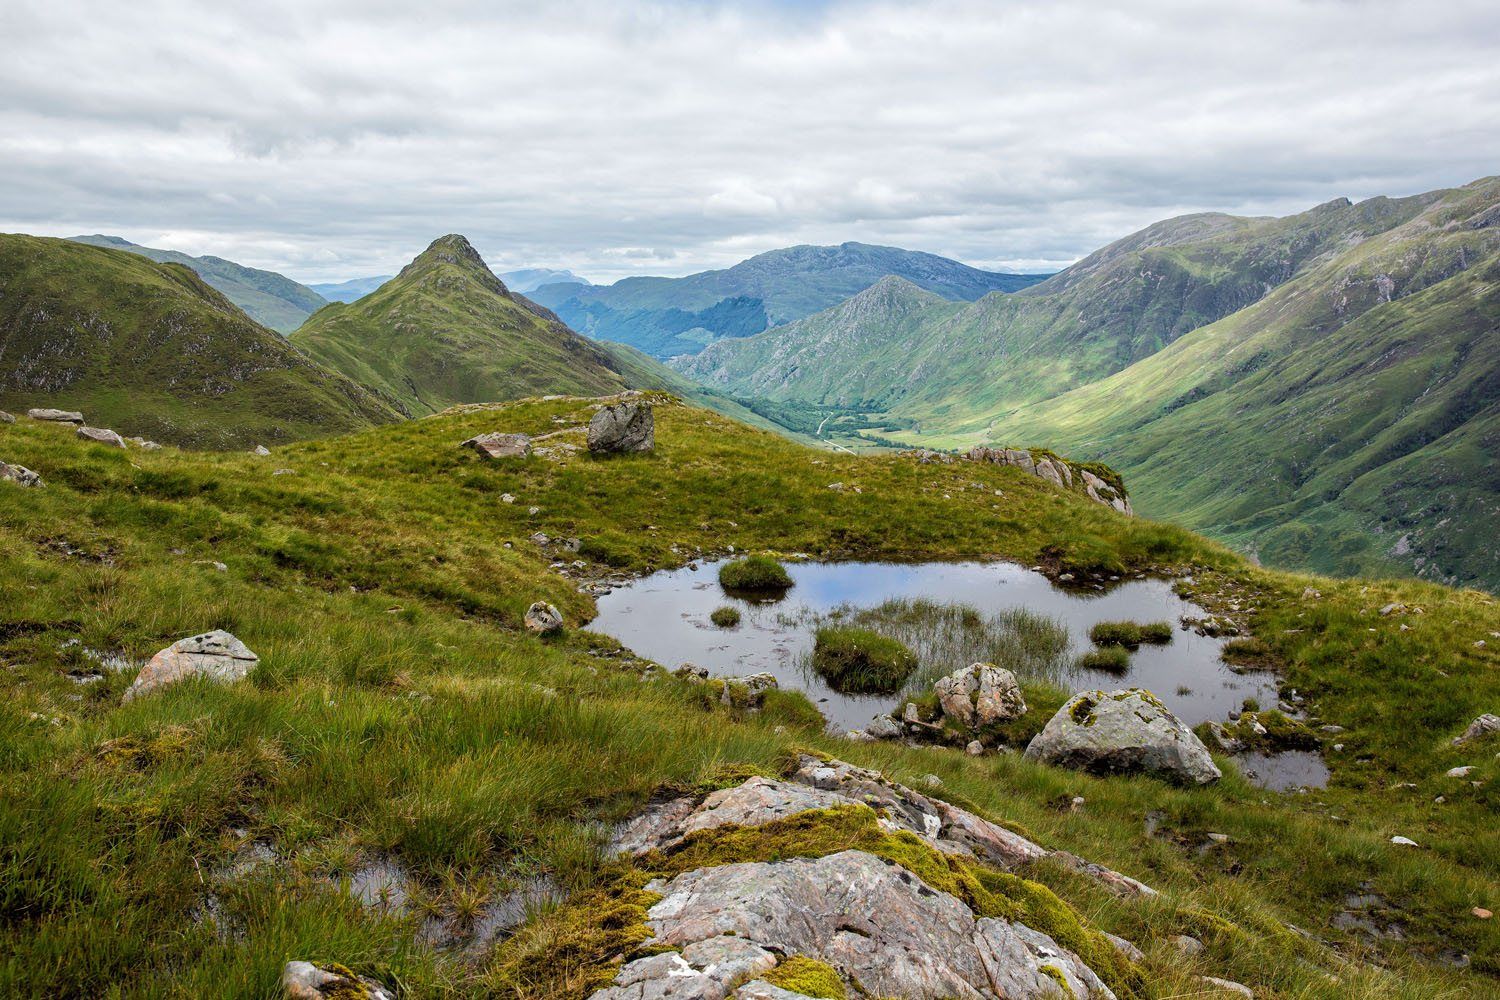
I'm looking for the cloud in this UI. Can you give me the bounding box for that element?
[2,0,1497,282]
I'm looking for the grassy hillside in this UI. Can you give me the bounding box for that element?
[531,241,1047,359]
[988,178,1500,589]
[0,397,1495,997]
[291,236,637,417]
[69,235,328,334]
[0,234,401,447]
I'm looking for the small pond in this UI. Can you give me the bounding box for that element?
[591,559,1281,735]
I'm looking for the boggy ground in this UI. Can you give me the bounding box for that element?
[0,394,1496,997]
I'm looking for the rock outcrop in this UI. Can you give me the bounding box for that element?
[1454,713,1499,745]
[935,663,1027,730]
[1024,689,1221,785]
[929,446,1132,515]
[524,601,564,634]
[122,630,260,701]
[0,461,43,487]
[0,410,15,423]
[28,408,84,424]
[461,431,532,458]
[76,426,128,449]
[281,960,394,1000]
[588,400,654,454]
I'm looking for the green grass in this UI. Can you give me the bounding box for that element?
[0,397,1497,997]
[1078,646,1132,673]
[709,606,741,628]
[1089,621,1174,648]
[811,627,917,694]
[718,555,793,592]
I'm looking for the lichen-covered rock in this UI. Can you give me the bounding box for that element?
[123,630,259,701]
[524,601,563,634]
[591,935,777,1000]
[27,407,83,424]
[281,960,394,1000]
[0,410,15,423]
[1024,689,1222,785]
[734,983,818,1000]
[251,444,272,456]
[599,850,1114,1000]
[589,400,654,454]
[0,461,43,487]
[76,426,127,449]
[935,662,1027,729]
[1453,713,1499,745]
[461,431,532,458]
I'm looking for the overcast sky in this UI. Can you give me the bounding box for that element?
[2,0,1497,284]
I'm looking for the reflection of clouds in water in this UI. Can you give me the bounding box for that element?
[593,559,1278,731]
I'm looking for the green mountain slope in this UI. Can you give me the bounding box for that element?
[0,234,401,447]
[69,234,328,333]
[290,236,639,417]
[991,177,1500,589]
[530,241,1048,359]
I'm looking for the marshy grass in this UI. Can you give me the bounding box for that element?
[1088,620,1173,648]
[718,555,793,592]
[709,606,741,628]
[1076,646,1131,673]
[811,627,916,694]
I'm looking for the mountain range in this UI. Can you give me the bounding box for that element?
[672,178,1500,590]
[528,241,1048,358]
[68,234,329,333]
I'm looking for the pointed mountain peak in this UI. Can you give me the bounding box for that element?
[398,234,509,295]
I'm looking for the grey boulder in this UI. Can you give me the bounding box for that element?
[935,662,1027,729]
[0,461,43,487]
[589,400,654,454]
[281,960,394,1000]
[0,410,14,423]
[123,630,259,701]
[1024,689,1222,785]
[524,601,564,634]
[462,431,532,458]
[28,408,84,424]
[1454,713,1499,745]
[77,426,128,449]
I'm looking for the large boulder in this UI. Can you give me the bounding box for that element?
[461,431,532,459]
[28,408,84,424]
[76,426,127,449]
[590,850,1114,1000]
[588,400,654,454]
[122,630,260,702]
[935,663,1027,729]
[282,961,394,1000]
[0,461,43,487]
[0,410,15,423]
[1024,689,1222,785]
[524,601,564,634]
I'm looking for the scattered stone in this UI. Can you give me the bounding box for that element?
[921,773,943,789]
[123,630,259,701]
[1201,976,1254,997]
[966,739,984,756]
[0,410,14,423]
[588,400,654,454]
[461,431,532,458]
[524,602,563,634]
[1103,933,1144,963]
[1474,907,1493,920]
[863,714,903,740]
[1379,602,1407,616]
[935,662,1027,729]
[1170,933,1205,956]
[1390,836,1418,847]
[1453,713,1500,745]
[1446,765,1474,778]
[501,493,516,503]
[0,461,43,487]
[1024,689,1222,785]
[281,960,394,1000]
[1302,587,1321,600]
[251,445,271,456]
[76,426,127,449]
[27,408,84,424]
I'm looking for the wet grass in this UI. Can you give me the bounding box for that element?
[1089,620,1174,647]
[718,555,794,592]
[709,606,741,628]
[811,627,917,694]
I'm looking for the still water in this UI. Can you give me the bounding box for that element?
[591,559,1280,733]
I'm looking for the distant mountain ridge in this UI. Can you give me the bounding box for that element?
[0,234,399,446]
[67,234,327,333]
[529,241,1048,359]
[309,275,393,303]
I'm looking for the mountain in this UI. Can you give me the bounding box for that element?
[68,234,327,333]
[0,234,401,446]
[309,275,393,303]
[497,267,590,293]
[673,177,1500,590]
[290,235,645,416]
[528,241,1048,358]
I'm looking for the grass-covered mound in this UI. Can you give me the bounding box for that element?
[1077,646,1131,673]
[812,626,917,694]
[709,606,741,628]
[718,554,794,592]
[1088,620,1173,647]
[0,395,1497,997]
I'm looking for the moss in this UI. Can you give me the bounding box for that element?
[718,555,793,592]
[811,627,916,694]
[1038,964,1075,998]
[762,955,847,998]
[1221,710,1320,751]
[710,605,741,628]
[1068,694,1099,725]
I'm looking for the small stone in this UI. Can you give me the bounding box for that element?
[251,445,271,456]
[123,630,259,701]
[501,493,516,503]
[921,774,943,789]
[1170,933,1204,956]
[1200,976,1254,998]
[0,461,43,488]
[281,960,394,1000]
[76,426,127,449]
[1378,602,1406,616]
[528,505,540,515]
[1474,907,1492,919]
[1446,765,1474,778]
[966,739,984,756]
[0,410,14,423]
[1390,835,1418,847]
[524,602,563,635]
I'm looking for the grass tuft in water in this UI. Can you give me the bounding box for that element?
[1088,620,1173,648]
[709,606,741,628]
[1077,646,1131,673]
[811,627,916,694]
[718,555,793,592]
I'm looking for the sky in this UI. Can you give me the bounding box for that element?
[2,0,1498,285]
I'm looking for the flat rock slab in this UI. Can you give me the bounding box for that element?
[0,461,43,487]
[28,408,84,424]
[77,426,127,448]
[595,849,1113,1000]
[1024,689,1221,786]
[462,431,532,458]
[123,630,259,701]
